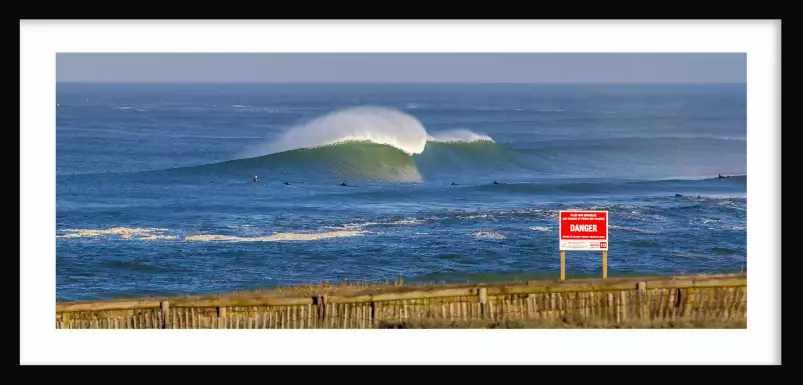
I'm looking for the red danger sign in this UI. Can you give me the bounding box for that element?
[559,211,608,251]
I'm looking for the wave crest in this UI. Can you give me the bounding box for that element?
[243,107,494,158]
[254,106,429,156]
[427,129,494,143]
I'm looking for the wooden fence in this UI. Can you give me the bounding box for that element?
[55,274,746,329]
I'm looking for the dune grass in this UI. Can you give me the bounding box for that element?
[231,278,416,296]
[378,314,747,329]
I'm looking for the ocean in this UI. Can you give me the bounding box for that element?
[56,83,747,302]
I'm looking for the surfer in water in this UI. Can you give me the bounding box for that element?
[674,193,683,197]
[718,174,730,179]
[451,182,457,186]
[340,182,348,187]
[253,176,258,183]
[493,181,500,185]
[284,181,290,185]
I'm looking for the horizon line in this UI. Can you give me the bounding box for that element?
[56,80,747,85]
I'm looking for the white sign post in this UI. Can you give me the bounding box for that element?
[558,211,609,280]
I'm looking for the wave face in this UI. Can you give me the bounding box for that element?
[219,140,424,182]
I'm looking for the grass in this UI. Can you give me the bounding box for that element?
[377,315,747,329]
[56,272,746,308]
[231,278,415,296]
[185,272,747,299]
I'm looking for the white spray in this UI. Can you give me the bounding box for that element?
[242,106,493,158]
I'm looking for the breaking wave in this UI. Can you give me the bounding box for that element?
[145,106,502,181]
[244,106,433,157]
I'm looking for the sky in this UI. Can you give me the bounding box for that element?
[57,53,746,83]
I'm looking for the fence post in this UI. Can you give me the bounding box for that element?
[478,288,488,320]
[619,291,627,322]
[636,282,647,320]
[371,301,378,327]
[160,301,169,329]
[314,295,327,327]
[217,306,226,329]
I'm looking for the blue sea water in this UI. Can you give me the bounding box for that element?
[56,83,747,301]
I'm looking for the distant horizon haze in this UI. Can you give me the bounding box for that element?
[57,53,746,84]
[56,80,747,84]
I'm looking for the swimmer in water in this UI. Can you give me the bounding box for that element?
[493,181,500,185]
[451,182,457,186]
[253,176,258,183]
[284,181,290,185]
[340,182,348,186]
